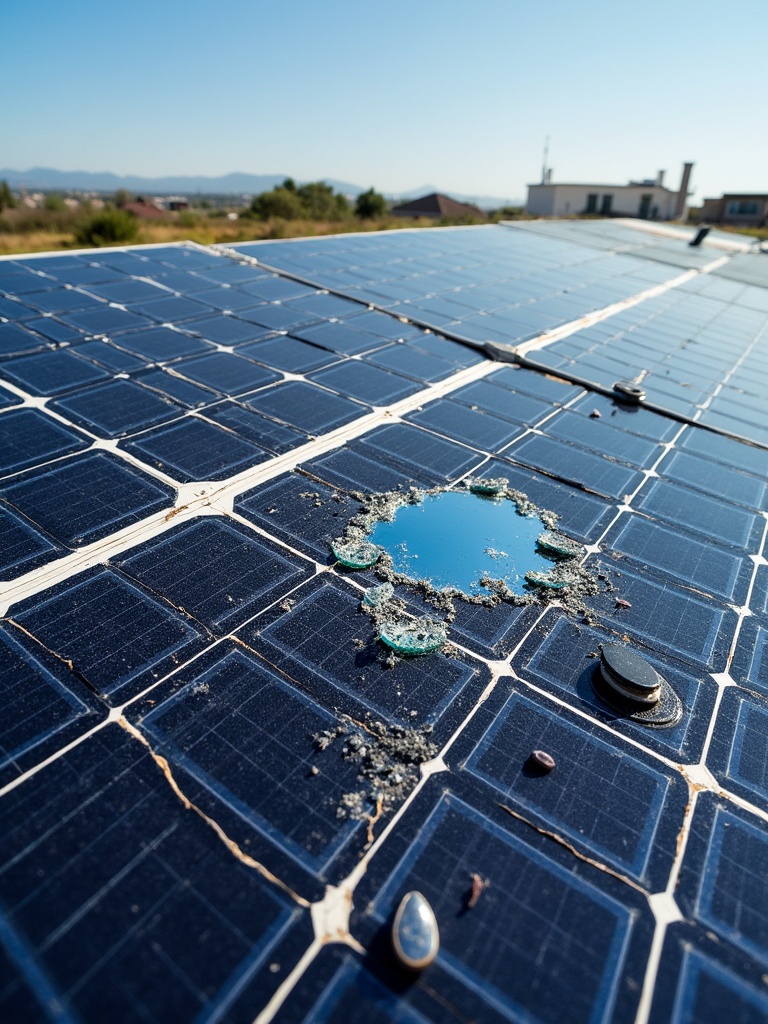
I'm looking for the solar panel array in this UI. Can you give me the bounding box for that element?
[1,221,767,1024]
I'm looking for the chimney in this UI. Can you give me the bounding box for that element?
[656,170,666,187]
[674,162,694,220]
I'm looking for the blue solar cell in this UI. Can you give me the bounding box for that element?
[365,343,459,383]
[602,514,751,604]
[62,305,151,335]
[357,423,483,482]
[0,267,53,294]
[193,284,266,311]
[0,408,90,477]
[72,339,148,372]
[12,568,206,702]
[238,335,339,373]
[678,799,768,969]
[0,504,62,580]
[113,325,213,361]
[0,385,21,410]
[134,368,218,408]
[633,477,762,550]
[85,279,169,304]
[0,296,36,319]
[656,449,766,511]
[569,392,680,441]
[43,264,125,287]
[586,560,735,671]
[244,381,369,435]
[0,322,50,357]
[237,303,316,332]
[406,331,487,368]
[463,690,684,886]
[117,518,313,631]
[515,611,717,761]
[285,292,363,319]
[0,726,306,1020]
[235,474,362,562]
[172,351,281,396]
[2,451,174,547]
[183,313,265,345]
[405,398,524,452]
[291,321,389,356]
[0,623,104,785]
[354,792,649,1024]
[128,644,367,879]
[450,379,553,426]
[543,409,662,468]
[241,576,485,734]
[0,348,109,396]
[506,434,643,501]
[490,365,583,403]
[204,401,306,454]
[127,294,213,323]
[309,361,421,406]
[122,417,270,481]
[239,275,315,302]
[650,937,768,1024]
[49,379,185,439]
[192,262,271,286]
[709,690,768,812]
[23,288,101,314]
[305,445,422,493]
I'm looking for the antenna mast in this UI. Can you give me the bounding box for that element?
[541,136,549,185]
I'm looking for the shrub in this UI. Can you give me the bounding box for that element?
[74,207,139,246]
[355,188,387,219]
[250,187,306,220]
[0,180,17,212]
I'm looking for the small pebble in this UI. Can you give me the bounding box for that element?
[310,765,319,776]
[529,749,556,773]
[590,409,601,418]
[615,598,632,609]
[392,891,439,971]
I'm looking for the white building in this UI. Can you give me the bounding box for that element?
[526,164,693,221]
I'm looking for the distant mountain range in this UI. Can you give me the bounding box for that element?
[0,168,522,210]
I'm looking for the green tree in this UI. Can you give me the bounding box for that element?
[0,180,16,212]
[355,188,387,219]
[74,207,139,246]
[43,192,67,212]
[296,181,349,220]
[113,188,133,208]
[249,186,306,220]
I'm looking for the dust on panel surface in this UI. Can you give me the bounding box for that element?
[1,222,767,1023]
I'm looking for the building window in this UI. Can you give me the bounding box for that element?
[726,200,759,216]
[600,194,613,215]
[586,194,598,213]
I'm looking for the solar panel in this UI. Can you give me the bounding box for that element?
[1,222,767,1023]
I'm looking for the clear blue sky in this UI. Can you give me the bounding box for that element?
[3,0,766,202]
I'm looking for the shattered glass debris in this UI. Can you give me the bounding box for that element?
[331,537,381,568]
[378,617,448,656]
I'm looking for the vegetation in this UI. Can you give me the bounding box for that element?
[74,207,139,246]
[0,180,17,212]
[355,188,387,218]
[0,179,494,255]
[244,178,350,222]
[113,189,134,208]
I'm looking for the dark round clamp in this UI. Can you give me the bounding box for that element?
[612,381,646,404]
[593,644,683,727]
